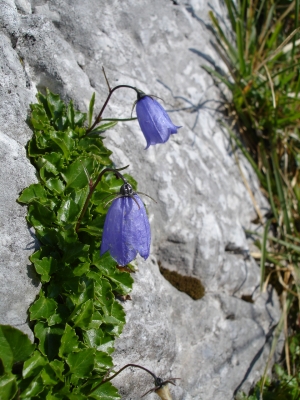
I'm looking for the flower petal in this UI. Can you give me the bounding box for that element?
[100,195,151,266]
[136,96,180,148]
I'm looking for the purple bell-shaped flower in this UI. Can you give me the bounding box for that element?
[136,93,181,149]
[100,182,151,266]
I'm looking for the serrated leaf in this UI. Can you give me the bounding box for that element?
[0,374,18,400]
[58,324,79,358]
[27,200,56,229]
[37,152,63,177]
[83,330,114,355]
[30,292,58,320]
[69,186,89,213]
[22,350,47,379]
[94,252,133,295]
[0,326,35,372]
[87,273,114,315]
[62,242,90,263]
[88,92,95,128]
[41,363,59,386]
[73,262,90,277]
[19,375,44,398]
[34,322,64,361]
[49,359,64,382]
[66,349,94,378]
[72,299,94,328]
[61,158,95,189]
[48,304,70,326]
[33,257,58,283]
[88,311,103,330]
[49,130,74,159]
[45,177,65,194]
[94,351,113,371]
[46,90,65,121]
[57,198,80,225]
[18,184,47,204]
[89,381,120,400]
[102,302,125,336]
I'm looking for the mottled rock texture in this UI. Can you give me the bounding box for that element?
[0,0,281,399]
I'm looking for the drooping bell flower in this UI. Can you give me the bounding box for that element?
[100,182,151,266]
[135,91,181,149]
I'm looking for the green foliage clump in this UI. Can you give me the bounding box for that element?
[0,90,135,399]
[204,1,300,399]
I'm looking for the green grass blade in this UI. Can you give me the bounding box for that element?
[260,219,271,291]
[209,11,238,63]
[271,148,291,233]
[220,121,266,184]
[260,145,279,221]
[224,0,237,31]
[236,18,246,74]
[201,65,234,90]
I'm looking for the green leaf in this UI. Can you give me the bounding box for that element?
[41,363,59,386]
[46,89,65,121]
[61,158,95,189]
[0,374,18,400]
[73,262,90,277]
[58,324,79,358]
[67,100,75,129]
[22,350,47,379]
[0,325,35,371]
[66,349,95,378]
[87,273,114,315]
[27,200,56,229]
[69,186,89,213]
[102,302,125,336]
[88,121,118,135]
[72,299,94,328]
[49,130,74,159]
[29,292,58,320]
[94,253,133,295]
[18,184,47,204]
[62,242,90,263]
[88,311,103,330]
[88,92,95,128]
[34,322,64,361]
[19,375,44,398]
[94,351,113,372]
[89,381,121,400]
[83,330,115,355]
[49,359,64,382]
[57,198,80,225]
[32,257,58,283]
[37,152,63,180]
[48,304,70,326]
[45,177,65,194]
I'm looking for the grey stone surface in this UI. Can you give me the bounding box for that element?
[0,0,281,398]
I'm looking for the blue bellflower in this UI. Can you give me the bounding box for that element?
[100,184,151,266]
[136,95,181,149]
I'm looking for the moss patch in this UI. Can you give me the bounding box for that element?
[158,262,205,300]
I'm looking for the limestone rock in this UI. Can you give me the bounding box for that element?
[0,0,281,398]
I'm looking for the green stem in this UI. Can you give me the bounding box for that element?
[100,117,137,122]
[86,85,139,134]
[75,166,129,232]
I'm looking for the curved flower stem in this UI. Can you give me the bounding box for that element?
[75,166,129,232]
[88,363,157,395]
[86,85,139,134]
